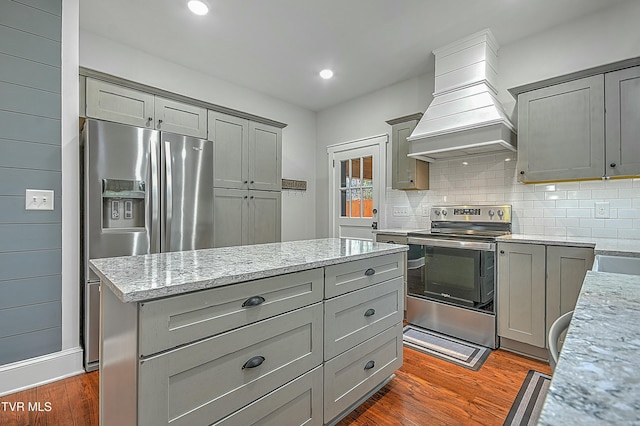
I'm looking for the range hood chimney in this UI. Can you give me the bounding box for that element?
[407,29,516,162]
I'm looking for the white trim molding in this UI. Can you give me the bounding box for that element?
[0,347,84,396]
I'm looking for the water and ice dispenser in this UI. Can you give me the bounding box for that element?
[102,179,145,229]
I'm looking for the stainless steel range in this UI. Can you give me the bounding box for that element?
[406,205,512,349]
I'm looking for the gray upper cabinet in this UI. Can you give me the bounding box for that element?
[605,66,640,178]
[386,114,429,190]
[249,122,282,191]
[209,111,282,192]
[209,111,249,189]
[154,96,207,138]
[86,78,154,128]
[86,78,207,138]
[516,75,605,183]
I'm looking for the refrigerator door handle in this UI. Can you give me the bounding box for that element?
[164,140,173,252]
[150,136,160,253]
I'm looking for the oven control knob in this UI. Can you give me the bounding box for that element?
[488,209,495,217]
[434,210,441,216]
[497,209,504,218]
[441,209,448,216]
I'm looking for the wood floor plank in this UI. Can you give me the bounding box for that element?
[1,348,549,426]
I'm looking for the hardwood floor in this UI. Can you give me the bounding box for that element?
[0,348,550,426]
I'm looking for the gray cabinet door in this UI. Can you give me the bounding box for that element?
[388,115,429,190]
[249,122,282,191]
[249,190,281,244]
[213,188,248,247]
[605,65,640,178]
[516,75,605,182]
[138,303,323,426]
[497,243,546,347]
[209,111,249,189]
[546,246,593,347]
[86,78,154,128]
[155,97,207,138]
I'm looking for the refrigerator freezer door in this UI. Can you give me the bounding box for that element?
[161,133,214,252]
[84,120,160,281]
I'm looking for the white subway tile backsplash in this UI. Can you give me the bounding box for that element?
[580,219,605,228]
[555,200,580,208]
[580,180,606,190]
[567,227,592,237]
[543,208,567,218]
[618,209,640,218]
[566,209,592,218]
[605,219,633,229]
[591,189,619,199]
[383,155,640,239]
[567,190,592,199]
[592,228,617,238]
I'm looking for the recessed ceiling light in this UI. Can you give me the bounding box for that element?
[462,161,469,166]
[319,69,334,79]
[188,0,209,15]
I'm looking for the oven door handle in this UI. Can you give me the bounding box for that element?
[407,237,495,251]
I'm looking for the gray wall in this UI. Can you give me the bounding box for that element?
[0,0,62,365]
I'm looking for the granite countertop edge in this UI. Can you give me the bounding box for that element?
[89,239,408,303]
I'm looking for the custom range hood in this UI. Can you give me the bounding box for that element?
[408,29,516,162]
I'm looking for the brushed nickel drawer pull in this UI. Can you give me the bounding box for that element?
[242,296,265,307]
[364,308,376,317]
[242,356,265,369]
[364,268,376,276]
[364,360,375,370]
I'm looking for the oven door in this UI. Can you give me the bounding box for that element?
[407,237,495,311]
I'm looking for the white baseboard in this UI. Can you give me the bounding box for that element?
[0,347,84,397]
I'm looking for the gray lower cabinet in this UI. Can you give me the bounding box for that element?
[212,366,323,426]
[213,188,281,247]
[324,323,403,422]
[516,75,605,183]
[497,243,546,347]
[100,253,404,426]
[375,234,408,311]
[85,78,207,138]
[139,303,323,426]
[497,242,594,359]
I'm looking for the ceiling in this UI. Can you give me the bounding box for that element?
[79,0,626,112]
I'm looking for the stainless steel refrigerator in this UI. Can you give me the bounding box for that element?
[81,119,214,371]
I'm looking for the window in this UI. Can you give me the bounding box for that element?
[340,155,373,218]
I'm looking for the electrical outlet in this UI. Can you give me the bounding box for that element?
[25,189,54,210]
[595,202,610,219]
[392,206,410,217]
[421,205,430,216]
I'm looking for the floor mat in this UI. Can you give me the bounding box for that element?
[402,325,491,371]
[503,370,552,426]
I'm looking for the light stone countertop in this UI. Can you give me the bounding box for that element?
[497,234,640,257]
[373,228,428,236]
[89,238,408,303]
[537,271,640,425]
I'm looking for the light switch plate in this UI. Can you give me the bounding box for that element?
[392,206,410,217]
[25,189,55,210]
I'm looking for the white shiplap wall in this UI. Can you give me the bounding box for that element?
[384,152,640,239]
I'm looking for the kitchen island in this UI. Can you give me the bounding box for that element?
[90,238,408,426]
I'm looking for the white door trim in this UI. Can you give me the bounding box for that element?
[327,134,388,238]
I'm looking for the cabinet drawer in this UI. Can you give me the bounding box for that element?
[324,277,403,360]
[325,253,403,298]
[138,303,323,426]
[139,268,323,356]
[212,365,323,426]
[323,323,403,423]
